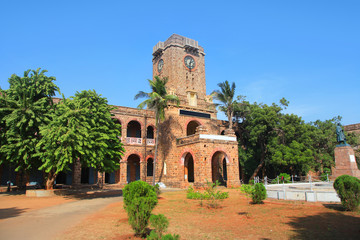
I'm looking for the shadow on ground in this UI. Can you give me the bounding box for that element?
[323,203,346,211]
[54,189,123,200]
[287,211,360,240]
[0,207,28,220]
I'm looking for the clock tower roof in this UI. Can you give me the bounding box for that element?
[153,34,204,56]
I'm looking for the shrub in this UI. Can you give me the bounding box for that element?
[186,185,202,199]
[186,180,229,208]
[149,214,169,239]
[333,175,360,211]
[251,183,266,204]
[320,168,331,181]
[161,234,180,240]
[123,181,158,236]
[271,173,291,184]
[240,184,254,197]
[155,183,161,196]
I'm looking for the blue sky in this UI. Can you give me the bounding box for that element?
[0,1,359,125]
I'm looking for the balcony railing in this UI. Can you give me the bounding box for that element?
[126,137,142,145]
[146,139,155,145]
[125,137,155,146]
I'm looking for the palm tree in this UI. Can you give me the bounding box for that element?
[211,80,237,130]
[135,76,179,186]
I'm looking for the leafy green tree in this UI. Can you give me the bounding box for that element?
[270,113,315,175]
[36,90,124,189]
[211,80,238,129]
[0,69,59,187]
[135,76,179,186]
[240,102,283,180]
[238,97,359,181]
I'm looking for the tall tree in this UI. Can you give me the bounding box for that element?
[36,90,124,189]
[0,68,59,187]
[211,80,237,129]
[135,76,179,186]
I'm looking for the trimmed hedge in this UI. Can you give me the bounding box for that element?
[123,181,158,236]
[333,175,360,211]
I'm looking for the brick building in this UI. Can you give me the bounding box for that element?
[110,34,241,188]
[0,34,241,188]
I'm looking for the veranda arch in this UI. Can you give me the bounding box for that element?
[211,151,228,186]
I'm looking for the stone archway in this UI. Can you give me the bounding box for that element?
[211,151,228,186]
[184,153,194,183]
[127,154,140,183]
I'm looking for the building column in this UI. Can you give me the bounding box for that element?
[119,161,127,187]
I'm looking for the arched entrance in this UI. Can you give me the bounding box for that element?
[184,153,194,182]
[127,154,140,183]
[211,151,228,186]
[187,120,200,136]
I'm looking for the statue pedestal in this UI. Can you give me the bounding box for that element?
[332,146,360,179]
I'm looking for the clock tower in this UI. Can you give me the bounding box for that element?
[152,34,214,114]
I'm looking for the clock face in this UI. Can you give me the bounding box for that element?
[157,59,164,73]
[184,55,195,70]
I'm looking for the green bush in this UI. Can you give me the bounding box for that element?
[240,184,254,198]
[251,183,266,204]
[271,173,291,184]
[155,183,161,196]
[320,168,331,181]
[333,175,360,211]
[186,181,229,208]
[161,234,180,240]
[186,185,202,199]
[149,214,169,239]
[123,181,158,236]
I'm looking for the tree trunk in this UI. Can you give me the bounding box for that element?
[250,144,266,181]
[45,170,57,190]
[228,110,233,129]
[250,160,265,181]
[152,118,160,186]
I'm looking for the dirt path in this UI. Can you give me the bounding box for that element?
[0,195,123,240]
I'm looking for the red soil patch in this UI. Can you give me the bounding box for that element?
[57,189,360,240]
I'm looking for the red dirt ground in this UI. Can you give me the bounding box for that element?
[57,189,360,240]
[0,193,74,221]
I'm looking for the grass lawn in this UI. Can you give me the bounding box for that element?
[57,188,360,240]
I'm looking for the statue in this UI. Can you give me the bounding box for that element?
[336,123,348,146]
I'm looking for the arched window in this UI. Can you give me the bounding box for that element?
[147,126,154,139]
[186,120,200,136]
[127,121,141,138]
[147,158,154,176]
